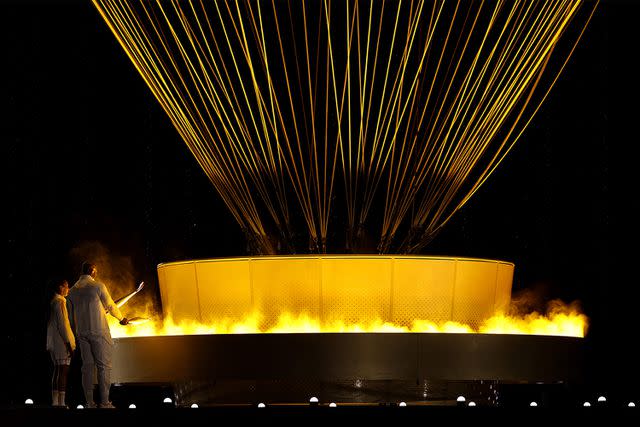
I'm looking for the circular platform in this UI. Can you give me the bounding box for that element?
[113,333,583,384]
[121,256,580,404]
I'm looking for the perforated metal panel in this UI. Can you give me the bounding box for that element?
[452,261,500,329]
[251,257,321,329]
[157,256,514,329]
[195,259,252,323]
[158,261,200,321]
[321,257,392,324]
[391,258,456,325]
[495,263,515,313]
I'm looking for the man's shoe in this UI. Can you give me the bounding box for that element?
[98,402,116,409]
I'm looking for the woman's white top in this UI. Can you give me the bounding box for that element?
[46,294,76,353]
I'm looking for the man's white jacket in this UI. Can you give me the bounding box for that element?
[67,274,124,340]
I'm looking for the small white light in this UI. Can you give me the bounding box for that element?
[329,402,337,408]
[456,395,466,403]
[399,402,407,407]
[530,401,538,407]
[468,401,476,407]
[76,404,84,409]
[163,397,172,404]
[129,404,136,409]
[597,396,606,402]
[190,403,199,408]
[309,396,319,403]
[583,402,591,407]
[628,402,636,407]
[24,398,34,405]
[258,403,266,408]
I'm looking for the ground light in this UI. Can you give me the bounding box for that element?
[530,401,538,407]
[163,397,172,403]
[583,402,591,407]
[468,402,476,407]
[24,399,33,405]
[309,397,319,405]
[129,404,136,409]
[629,402,636,407]
[258,403,266,408]
[190,403,198,408]
[597,396,606,403]
[399,402,407,407]
[329,403,337,408]
[76,405,84,409]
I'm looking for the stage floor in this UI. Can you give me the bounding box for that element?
[111,332,584,404]
[113,332,584,384]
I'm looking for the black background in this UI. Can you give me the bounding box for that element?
[2,0,639,405]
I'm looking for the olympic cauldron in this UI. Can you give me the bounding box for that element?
[112,256,583,404]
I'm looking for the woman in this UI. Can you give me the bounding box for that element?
[46,278,76,408]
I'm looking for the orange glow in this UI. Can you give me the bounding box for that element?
[109,257,587,339]
[155,256,517,332]
[110,304,587,339]
[480,306,588,337]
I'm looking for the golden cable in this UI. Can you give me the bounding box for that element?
[93,0,592,254]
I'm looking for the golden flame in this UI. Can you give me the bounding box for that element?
[110,302,587,338]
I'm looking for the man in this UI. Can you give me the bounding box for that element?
[67,262,128,408]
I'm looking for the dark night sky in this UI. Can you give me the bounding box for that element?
[2,0,640,404]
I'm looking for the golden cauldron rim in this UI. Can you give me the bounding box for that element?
[157,255,515,269]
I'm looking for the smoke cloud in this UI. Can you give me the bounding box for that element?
[68,241,159,319]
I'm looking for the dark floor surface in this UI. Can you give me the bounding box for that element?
[2,405,638,427]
